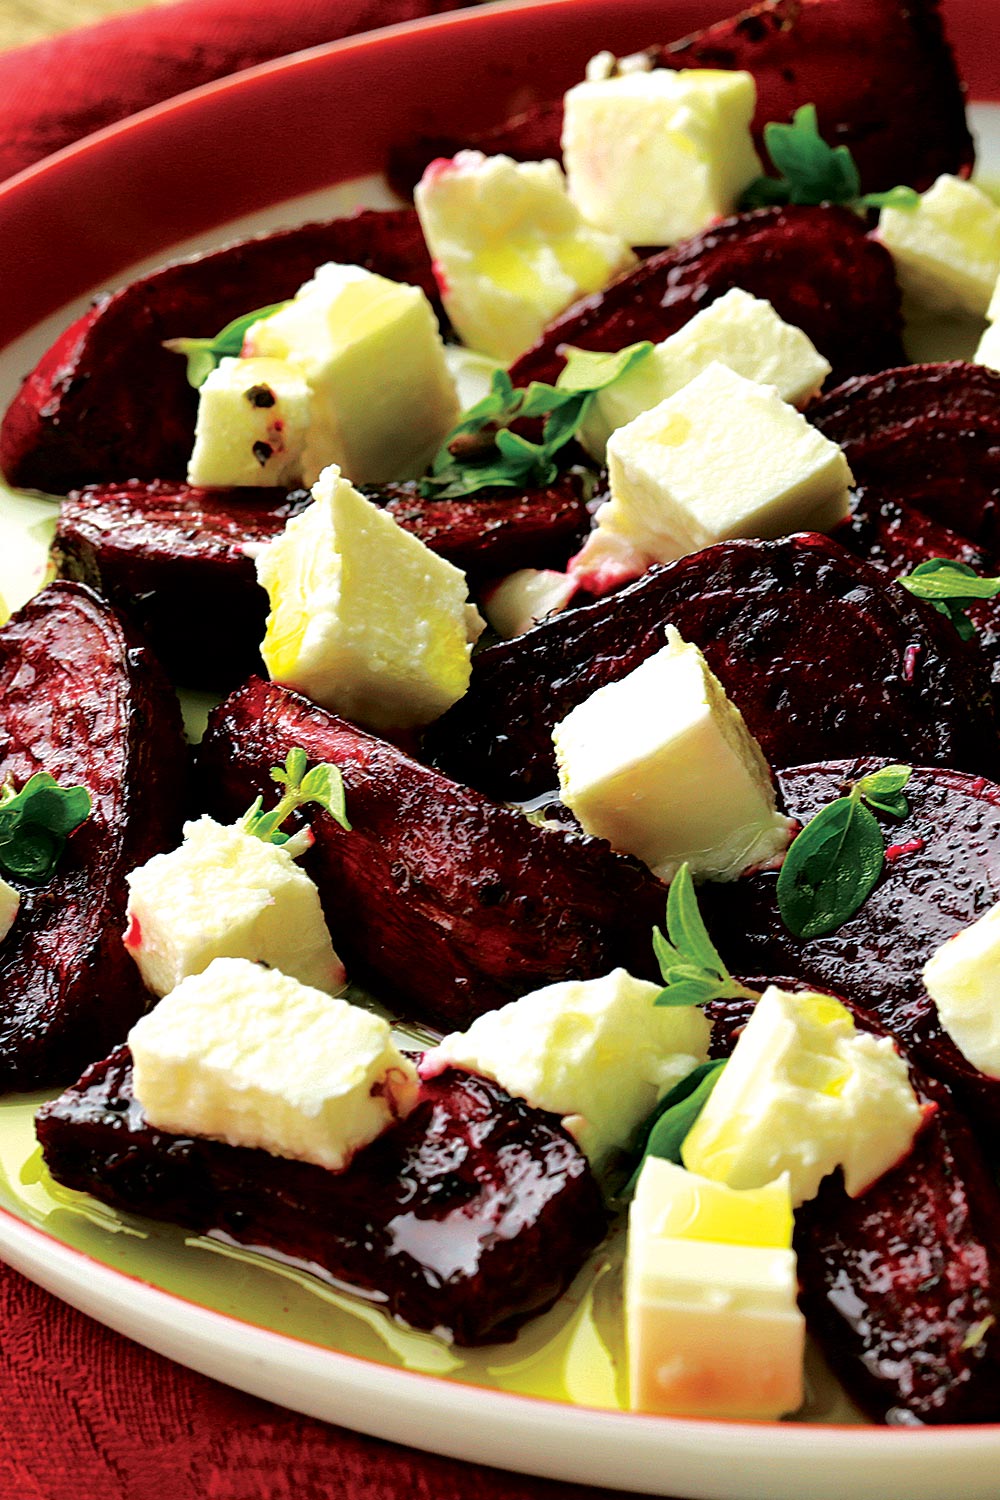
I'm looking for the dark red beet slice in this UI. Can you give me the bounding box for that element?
[197,677,667,1033]
[0,209,440,495]
[507,206,903,391]
[36,1046,606,1346]
[391,0,972,200]
[425,535,999,801]
[0,583,187,1089]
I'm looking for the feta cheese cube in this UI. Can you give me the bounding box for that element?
[923,901,1000,1077]
[187,356,311,489]
[682,986,924,1206]
[129,957,419,1170]
[877,175,1000,319]
[562,69,762,247]
[578,289,832,460]
[481,567,578,639]
[974,318,1000,372]
[256,465,484,731]
[244,262,458,485]
[0,876,19,943]
[423,968,710,1174]
[626,1159,805,1419]
[553,627,792,883]
[124,815,345,998]
[414,151,635,363]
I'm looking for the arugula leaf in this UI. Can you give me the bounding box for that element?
[242,747,350,847]
[163,301,290,389]
[740,104,920,215]
[898,558,1000,642]
[623,1060,727,1193]
[0,771,92,883]
[652,863,758,1007]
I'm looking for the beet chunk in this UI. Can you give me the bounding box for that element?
[198,677,667,1032]
[0,583,187,1088]
[36,1046,607,1345]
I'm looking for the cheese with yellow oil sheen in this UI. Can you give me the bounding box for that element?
[923,901,1000,1078]
[578,288,831,460]
[244,262,457,485]
[129,958,419,1170]
[423,968,710,1174]
[0,876,19,944]
[124,816,345,998]
[256,465,484,731]
[187,356,311,488]
[414,151,634,363]
[562,69,762,247]
[626,1159,805,1420]
[553,627,792,883]
[877,174,1000,319]
[682,987,924,1206]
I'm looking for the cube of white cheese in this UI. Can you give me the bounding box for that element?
[187,356,311,489]
[124,815,345,998]
[256,465,484,731]
[578,288,832,460]
[244,262,458,486]
[129,957,419,1170]
[974,318,1000,372]
[481,567,578,639]
[423,968,710,1174]
[923,901,1000,1078]
[414,151,635,363]
[877,174,1000,319]
[562,69,762,247]
[553,627,792,883]
[626,1159,804,1419]
[682,986,924,1206]
[0,876,19,943]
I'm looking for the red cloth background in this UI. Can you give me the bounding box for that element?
[0,4,658,1497]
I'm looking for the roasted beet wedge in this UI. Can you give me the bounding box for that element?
[0,209,439,495]
[702,761,1000,1138]
[0,583,186,1088]
[507,207,903,391]
[391,0,972,199]
[198,678,667,1031]
[426,535,1000,801]
[36,1046,606,1345]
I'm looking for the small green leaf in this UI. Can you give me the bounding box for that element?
[861,185,920,211]
[163,300,289,388]
[856,764,911,820]
[299,763,352,830]
[0,771,91,885]
[777,794,887,940]
[665,863,730,978]
[242,748,350,845]
[898,558,1000,641]
[650,862,757,1006]
[624,1060,727,1193]
[739,102,916,215]
[555,341,654,394]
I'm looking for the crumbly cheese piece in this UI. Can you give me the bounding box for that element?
[414,151,635,363]
[423,968,710,1174]
[244,262,457,485]
[562,69,762,247]
[578,289,831,460]
[974,317,1000,372]
[923,901,1000,1077]
[256,465,484,731]
[0,876,19,943]
[124,815,345,998]
[682,987,924,1206]
[877,174,1000,319]
[129,957,419,1170]
[626,1159,805,1419]
[187,355,311,488]
[481,568,578,639]
[553,627,792,883]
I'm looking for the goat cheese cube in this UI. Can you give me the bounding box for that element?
[123,815,345,998]
[626,1159,804,1419]
[578,289,831,460]
[877,175,1000,319]
[256,465,484,731]
[244,262,457,485]
[553,627,792,883]
[414,151,635,363]
[187,356,311,488]
[562,69,761,247]
[129,957,419,1170]
[480,567,578,639]
[682,986,924,1206]
[923,901,1000,1077]
[0,876,19,943]
[423,968,710,1175]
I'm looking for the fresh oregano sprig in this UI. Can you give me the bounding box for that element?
[652,862,759,1008]
[164,302,290,389]
[242,746,351,847]
[740,104,920,214]
[776,764,912,940]
[623,1060,727,1194]
[898,558,1000,642]
[0,771,92,882]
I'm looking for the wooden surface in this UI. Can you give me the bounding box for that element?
[0,0,174,48]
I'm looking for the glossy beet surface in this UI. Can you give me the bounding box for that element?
[508,206,903,391]
[426,535,1000,801]
[0,209,438,494]
[198,678,667,1031]
[0,584,186,1088]
[36,1047,606,1345]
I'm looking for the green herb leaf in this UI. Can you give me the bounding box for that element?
[855,764,912,819]
[242,747,351,846]
[898,558,1000,642]
[555,342,654,394]
[0,771,92,884]
[860,185,921,211]
[623,1060,727,1193]
[163,301,290,389]
[739,103,919,215]
[651,863,757,1007]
